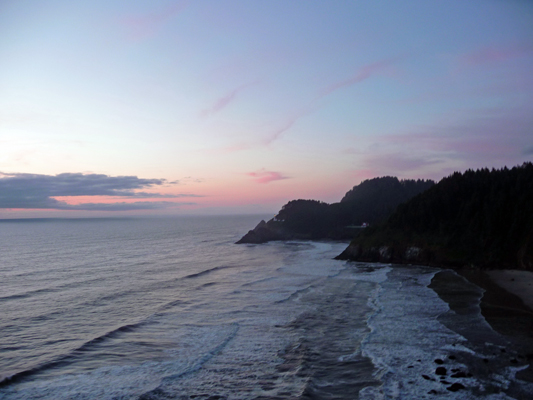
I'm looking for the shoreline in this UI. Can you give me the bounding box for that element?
[432,268,533,383]
[485,270,533,311]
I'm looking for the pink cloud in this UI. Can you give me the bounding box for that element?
[122,1,188,40]
[204,56,401,153]
[318,57,400,98]
[202,107,314,154]
[261,108,313,145]
[459,43,533,67]
[201,81,258,117]
[339,104,533,183]
[246,169,289,184]
[259,58,400,144]
[358,106,533,179]
[390,107,531,159]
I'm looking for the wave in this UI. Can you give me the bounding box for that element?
[137,322,240,399]
[77,265,236,307]
[182,265,234,279]
[0,276,109,304]
[239,276,279,287]
[0,320,148,388]
[198,282,217,288]
[275,284,316,304]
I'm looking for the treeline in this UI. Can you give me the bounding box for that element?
[237,177,434,243]
[348,163,533,269]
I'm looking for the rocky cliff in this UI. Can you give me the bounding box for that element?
[336,163,533,271]
[236,177,434,244]
[235,220,290,244]
[335,243,461,268]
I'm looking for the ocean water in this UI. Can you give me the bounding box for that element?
[0,216,531,399]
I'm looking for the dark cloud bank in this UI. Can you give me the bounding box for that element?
[0,172,200,211]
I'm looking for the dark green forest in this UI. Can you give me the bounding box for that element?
[237,177,434,242]
[274,177,434,238]
[349,163,533,269]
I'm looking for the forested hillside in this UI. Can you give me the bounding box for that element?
[237,177,434,243]
[337,163,533,270]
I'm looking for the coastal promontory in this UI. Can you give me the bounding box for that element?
[336,163,533,271]
[236,177,434,244]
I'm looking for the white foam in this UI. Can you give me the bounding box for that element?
[0,323,239,400]
[357,266,513,399]
[348,263,392,284]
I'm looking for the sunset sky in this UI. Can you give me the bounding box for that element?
[1,0,532,217]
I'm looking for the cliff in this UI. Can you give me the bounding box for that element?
[236,177,434,244]
[337,163,533,271]
[235,220,291,244]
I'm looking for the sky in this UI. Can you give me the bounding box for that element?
[0,0,532,217]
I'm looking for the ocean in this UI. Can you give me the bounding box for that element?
[0,216,531,399]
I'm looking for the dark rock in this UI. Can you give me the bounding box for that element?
[434,359,444,364]
[236,220,288,244]
[335,242,442,266]
[435,367,447,375]
[422,374,433,381]
[447,383,466,392]
[448,355,456,360]
[428,389,438,394]
[440,380,451,384]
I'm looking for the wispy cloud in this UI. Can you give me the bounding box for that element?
[122,1,188,41]
[246,169,289,184]
[258,58,398,146]
[317,57,399,99]
[458,43,533,67]
[0,172,199,210]
[261,108,314,146]
[201,81,259,117]
[355,106,533,179]
[205,56,401,154]
[391,107,531,160]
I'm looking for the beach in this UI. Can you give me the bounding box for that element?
[431,268,533,389]
[1,217,533,399]
[487,270,533,312]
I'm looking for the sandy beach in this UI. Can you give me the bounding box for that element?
[443,268,533,385]
[487,270,533,311]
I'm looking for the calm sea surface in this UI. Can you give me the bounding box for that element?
[0,216,531,399]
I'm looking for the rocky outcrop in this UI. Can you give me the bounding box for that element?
[335,243,460,267]
[235,220,290,244]
[236,177,436,245]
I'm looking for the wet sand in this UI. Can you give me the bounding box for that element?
[456,269,533,342]
[435,269,533,386]
[486,270,533,311]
